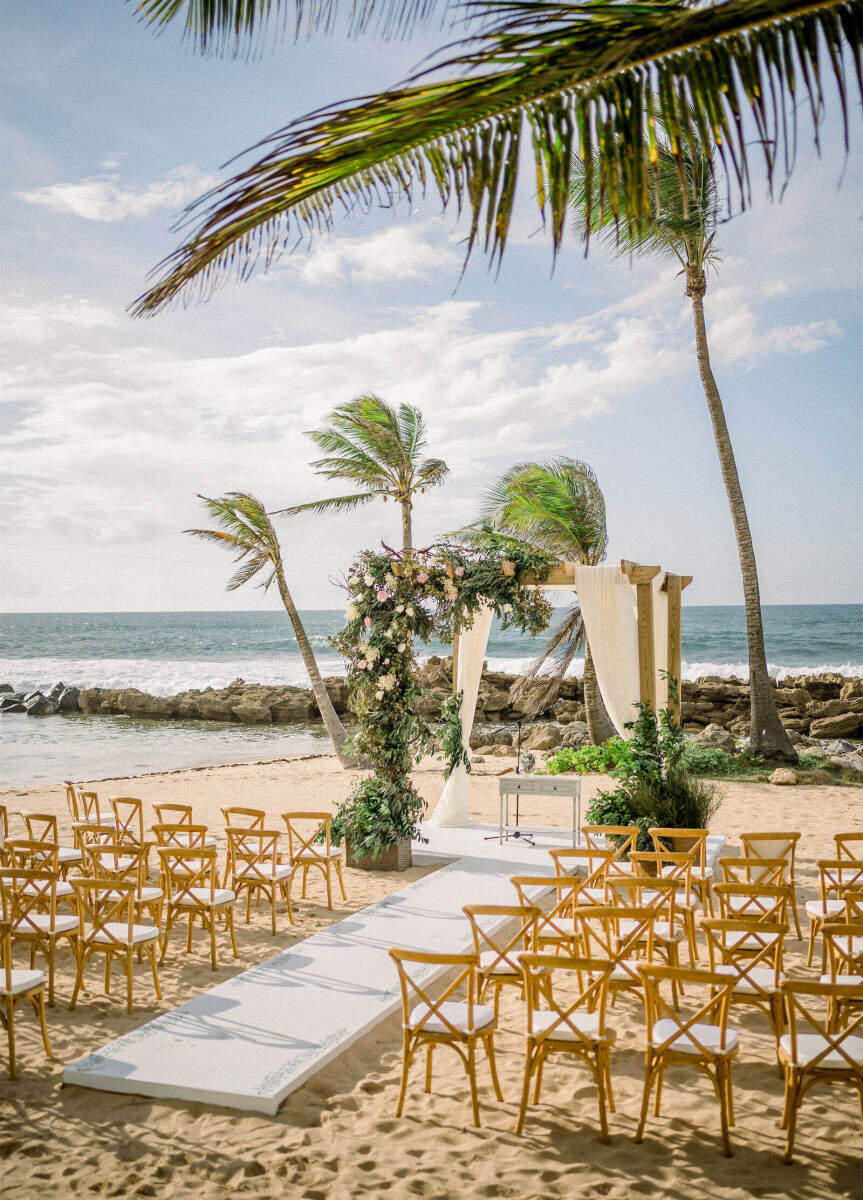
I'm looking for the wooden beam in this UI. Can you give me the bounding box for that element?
[665,573,683,726]
[520,564,575,587]
[620,559,661,585]
[621,560,661,710]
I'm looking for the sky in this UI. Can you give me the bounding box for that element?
[2,2,862,614]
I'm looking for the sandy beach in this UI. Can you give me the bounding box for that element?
[1,754,861,1199]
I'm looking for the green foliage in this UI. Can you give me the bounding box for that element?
[541,738,631,777]
[439,693,470,781]
[330,777,425,861]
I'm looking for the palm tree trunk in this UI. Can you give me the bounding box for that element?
[401,499,412,552]
[273,564,356,767]
[686,265,796,762]
[583,641,617,745]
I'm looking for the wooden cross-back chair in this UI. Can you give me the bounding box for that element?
[2,841,76,915]
[581,825,639,877]
[282,812,347,910]
[845,888,863,923]
[806,859,863,968]
[158,846,237,970]
[75,822,119,866]
[85,842,164,934]
[702,918,787,1051]
[835,832,863,863]
[720,857,788,887]
[631,850,699,966]
[0,806,9,867]
[220,807,266,883]
[389,947,502,1128]
[226,827,293,934]
[549,846,613,905]
[0,919,51,1080]
[636,965,739,1157]
[650,827,713,915]
[107,798,154,874]
[575,903,658,1009]
[714,882,793,932]
[515,953,616,1139]
[510,874,581,956]
[821,922,863,1031]
[0,869,78,1006]
[600,875,688,1004]
[778,978,863,1163]
[19,811,82,879]
[152,802,193,826]
[462,904,539,1018]
[69,878,161,1014]
[739,832,802,937]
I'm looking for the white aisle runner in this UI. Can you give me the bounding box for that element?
[64,852,552,1114]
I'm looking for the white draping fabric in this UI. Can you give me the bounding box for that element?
[571,565,640,736]
[427,602,494,828]
[652,574,669,711]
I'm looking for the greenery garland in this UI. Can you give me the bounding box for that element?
[330,542,555,858]
[440,692,470,780]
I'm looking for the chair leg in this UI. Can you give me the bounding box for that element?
[227,907,238,959]
[33,991,52,1058]
[783,1080,800,1164]
[159,910,174,964]
[595,1053,610,1143]
[717,1063,733,1157]
[726,1060,735,1127]
[126,950,134,1014]
[301,864,308,899]
[604,1047,616,1113]
[790,893,802,940]
[69,949,87,1011]
[335,859,347,901]
[532,1050,545,1104]
[209,911,217,970]
[149,946,161,1001]
[466,1041,481,1128]
[46,941,56,1007]
[425,1044,433,1093]
[515,1044,536,1134]
[653,1066,664,1116]
[806,918,818,966]
[325,864,333,910]
[5,997,16,1081]
[104,952,111,995]
[395,1032,412,1118]
[270,888,277,936]
[187,913,194,953]
[635,1055,655,1143]
[485,1033,504,1102]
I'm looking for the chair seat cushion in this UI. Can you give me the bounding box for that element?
[176,887,236,907]
[724,929,782,952]
[295,848,343,862]
[581,887,607,904]
[102,886,163,903]
[819,972,863,986]
[652,1019,739,1056]
[409,1000,495,1035]
[22,880,73,899]
[236,864,293,884]
[661,865,713,882]
[531,1009,603,1042]
[0,968,44,996]
[15,913,78,935]
[610,958,643,983]
[58,846,83,864]
[779,1032,863,1069]
[653,921,685,943]
[93,922,160,945]
[479,950,518,975]
[714,963,784,995]
[806,898,845,920]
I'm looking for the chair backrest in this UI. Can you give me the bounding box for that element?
[75,822,120,866]
[822,922,863,979]
[641,965,736,1056]
[649,827,708,870]
[20,811,61,849]
[844,889,863,923]
[221,806,266,831]
[283,812,331,862]
[151,822,208,849]
[0,920,13,993]
[575,904,658,987]
[0,806,7,866]
[108,797,145,845]
[781,979,863,1074]
[549,846,612,891]
[631,850,693,908]
[520,953,612,1043]
[69,878,135,947]
[835,832,863,863]
[739,832,801,880]
[3,838,59,873]
[0,869,58,934]
[713,882,791,925]
[389,947,480,1038]
[581,825,638,874]
[227,828,281,888]
[86,841,147,892]
[152,803,194,826]
[602,874,683,933]
[64,782,81,822]
[77,789,107,825]
[702,918,786,996]
[462,904,539,976]
[720,856,788,887]
[510,875,581,947]
[158,846,218,904]
[817,859,863,903]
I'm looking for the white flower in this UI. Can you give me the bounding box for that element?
[365,645,380,664]
[395,604,404,614]
[405,606,414,616]
[398,643,406,653]
[345,604,358,620]
[363,572,375,586]
[379,673,397,692]
[375,690,384,700]
[385,573,397,588]
[503,603,513,613]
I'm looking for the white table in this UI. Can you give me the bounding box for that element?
[498,774,581,847]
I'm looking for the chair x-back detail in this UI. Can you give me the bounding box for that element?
[576,903,658,1009]
[69,878,161,1014]
[1,919,52,1080]
[834,832,863,863]
[714,883,792,933]
[159,847,238,970]
[549,846,613,905]
[462,904,539,1018]
[510,875,581,956]
[806,859,863,969]
[227,828,293,933]
[389,947,502,1128]
[631,851,699,966]
[636,965,739,1157]
[2,841,75,915]
[581,825,639,877]
[516,953,616,1139]
[19,812,82,878]
[778,979,863,1163]
[821,922,863,1030]
[702,918,787,1051]
[221,807,266,884]
[282,812,347,910]
[0,869,78,1006]
[739,833,802,937]
[86,842,164,934]
[650,827,713,915]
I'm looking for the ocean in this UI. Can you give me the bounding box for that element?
[1,605,860,788]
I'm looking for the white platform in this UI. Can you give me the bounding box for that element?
[63,849,553,1114]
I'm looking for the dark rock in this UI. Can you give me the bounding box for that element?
[819,738,857,756]
[24,693,58,716]
[47,682,65,702]
[0,698,26,713]
[561,721,591,748]
[696,724,737,752]
[57,686,80,713]
[0,684,13,694]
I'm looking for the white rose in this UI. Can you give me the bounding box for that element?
[406,606,414,616]
[503,603,513,613]
[365,646,380,663]
[363,572,374,586]
[375,690,384,700]
[398,643,406,653]
[345,604,358,620]
[385,573,397,588]
[396,604,404,614]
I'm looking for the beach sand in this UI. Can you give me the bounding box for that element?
[1,756,861,1199]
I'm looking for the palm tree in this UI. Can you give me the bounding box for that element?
[130,1,859,314]
[275,394,449,552]
[187,492,355,765]
[570,137,796,761]
[466,458,617,744]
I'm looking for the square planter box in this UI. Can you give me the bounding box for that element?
[346,839,413,872]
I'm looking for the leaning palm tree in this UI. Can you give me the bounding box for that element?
[187,492,355,765]
[570,135,796,761]
[275,394,449,552]
[131,1,859,314]
[464,458,617,744]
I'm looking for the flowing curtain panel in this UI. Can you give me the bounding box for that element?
[427,602,495,827]
[571,565,641,736]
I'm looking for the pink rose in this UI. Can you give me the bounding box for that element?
[455,566,464,577]
[364,617,372,628]
[417,572,429,584]
[383,658,390,665]
[356,660,367,670]
[376,590,388,602]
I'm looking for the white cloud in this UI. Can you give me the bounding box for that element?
[0,294,120,345]
[279,224,462,285]
[16,165,218,222]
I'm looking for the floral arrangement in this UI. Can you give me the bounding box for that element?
[330,542,555,859]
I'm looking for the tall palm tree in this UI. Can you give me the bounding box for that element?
[275,394,449,551]
[466,458,617,744]
[131,1,859,314]
[187,492,355,765]
[570,137,796,761]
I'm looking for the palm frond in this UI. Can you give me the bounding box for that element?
[131,0,862,314]
[273,489,386,516]
[414,457,450,490]
[510,603,586,714]
[186,491,278,590]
